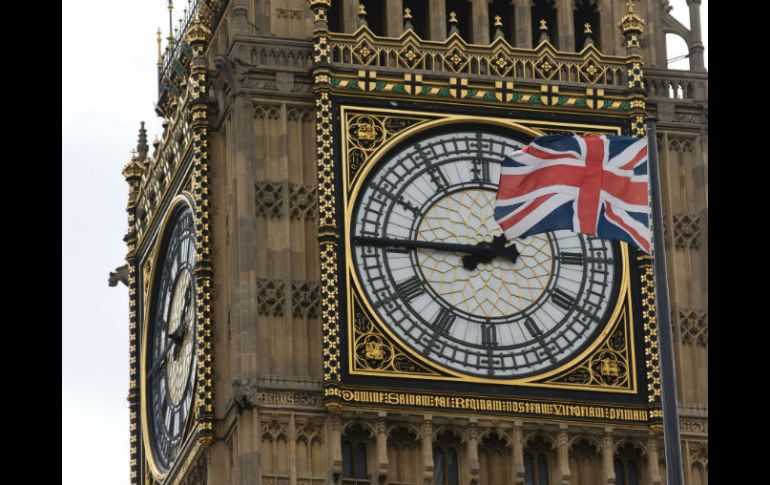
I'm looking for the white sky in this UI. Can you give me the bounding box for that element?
[61,2,706,484]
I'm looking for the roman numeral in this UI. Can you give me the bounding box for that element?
[481,324,498,347]
[559,252,584,265]
[524,317,543,339]
[432,308,456,333]
[396,276,425,302]
[427,166,449,190]
[551,288,576,311]
[472,159,491,183]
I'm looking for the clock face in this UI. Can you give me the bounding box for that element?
[350,130,620,379]
[145,205,197,471]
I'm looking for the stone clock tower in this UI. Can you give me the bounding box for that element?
[121,1,707,484]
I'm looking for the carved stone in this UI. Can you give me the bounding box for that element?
[108,264,129,287]
[255,181,285,219]
[291,281,320,318]
[257,278,286,316]
[672,213,701,249]
[289,184,318,220]
[678,308,708,346]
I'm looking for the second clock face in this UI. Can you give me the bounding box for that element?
[350,130,620,379]
[146,205,197,471]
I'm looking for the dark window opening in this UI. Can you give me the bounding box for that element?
[327,1,342,33]
[404,0,430,39]
[531,0,558,48]
[361,0,386,36]
[524,452,550,485]
[446,0,473,42]
[433,446,459,485]
[574,0,601,50]
[342,424,370,484]
[614,443,642,485]
[489,0,516,44]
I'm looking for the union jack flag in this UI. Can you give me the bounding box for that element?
[494,134,651,253]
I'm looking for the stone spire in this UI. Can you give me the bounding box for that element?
[448,11,459,35]
[493,15,504,40]
[358,3,367,27]
[404,7,413,31]
[583,22,594,48]
[538,19,550,44]
[136,121,149,163]
[619,0,645,55]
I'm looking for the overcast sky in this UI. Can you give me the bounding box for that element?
[61,2,706,484]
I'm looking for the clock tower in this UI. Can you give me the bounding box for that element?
[121,1,707,484]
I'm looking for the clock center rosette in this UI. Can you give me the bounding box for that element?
[416,189,553,319]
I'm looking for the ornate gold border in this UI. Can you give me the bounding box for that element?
[134,18,215,483]
[340,107,636,392]
[338,388,651,424]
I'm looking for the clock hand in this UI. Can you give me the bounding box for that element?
[352,235,519,270]
[148,346,172,377]
[460,234,520,271]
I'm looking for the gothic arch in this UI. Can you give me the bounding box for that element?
[478,427,512,446]
[432,424,466,443]
[524,430,557,450]
[613,438,648,456]
[342,420,376,439]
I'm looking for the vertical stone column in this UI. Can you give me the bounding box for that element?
[557,425,571,485]
[556,0,574,50]
[385,0,404,37]
[596,0,613,54]
[468,419,480,484]
[511,421,525,484]
[471,0,490,44]
[648,430,662,485]
[513,0,532,48]
[289,413,298,485]
[342,0,359,33]
[232,0,249,34]
[420,417,434,485]
[686,0,706,71]
[329,413,343,482]
[376,413,390,483]
[428,0,447,41]
[601,428,615,484]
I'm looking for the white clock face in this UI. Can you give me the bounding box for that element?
[350,130,619,378]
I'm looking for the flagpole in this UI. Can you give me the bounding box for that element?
[646,116,685,485]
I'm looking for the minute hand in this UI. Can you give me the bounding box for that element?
[352,235,520,270]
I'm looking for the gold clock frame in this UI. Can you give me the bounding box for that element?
[338,105,637,394]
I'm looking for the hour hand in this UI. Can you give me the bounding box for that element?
[461,234,520,270]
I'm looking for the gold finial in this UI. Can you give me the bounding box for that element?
[494,15,503,28]
[584,23,593,34]
[449,11,458,24]
[539,19,548,31]
[404,7,412,21]
[626,0,635,13]
[358,3,366,16]
[156,28,162,66]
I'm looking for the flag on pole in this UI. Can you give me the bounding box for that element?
[494,134,652,253]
